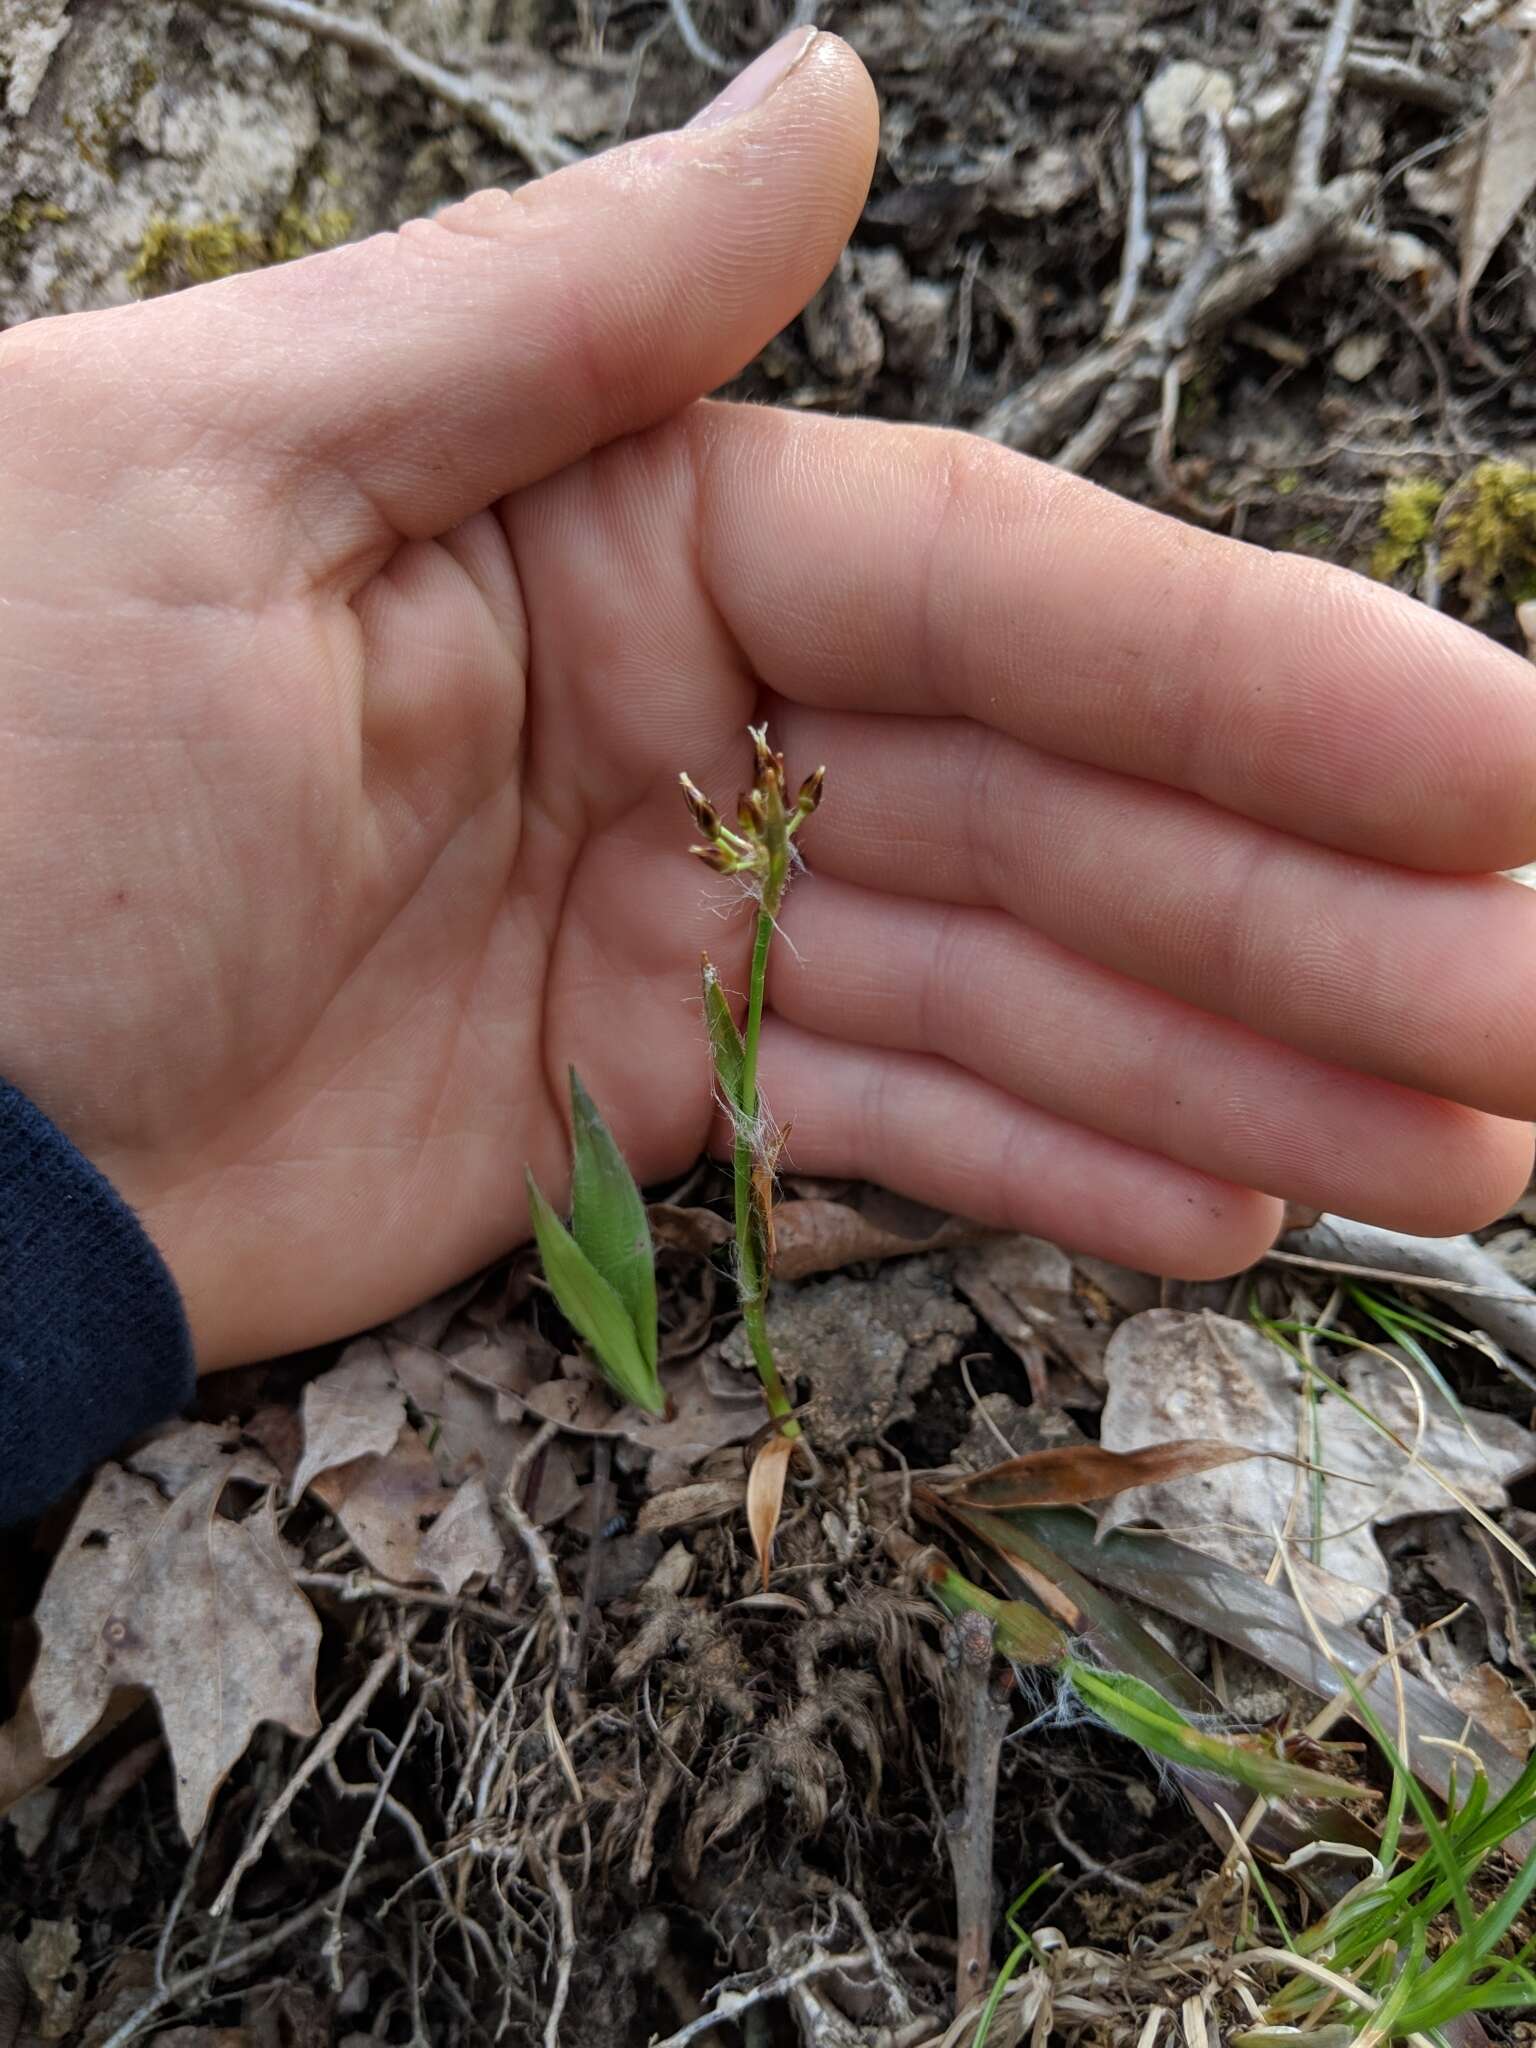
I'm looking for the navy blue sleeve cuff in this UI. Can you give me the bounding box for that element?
[0,1077,195,1525]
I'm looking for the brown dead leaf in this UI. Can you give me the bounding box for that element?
[0,1682,142,1825]
[1097,1310,1536,1622]
[747,1434,795,1590]
[291,1341,405,1500]
[1448,1663,1535,1758]
[21,1918,82,2041]
[30,1467,320,1839]
[953,1236,1116,1395]
[414,1476,504,1595]
[130,1419,275,1496]
[647,1203,733,1256]
[386,1336,578,1516]
[1459,36,1536,327]
[940,1438,1258,1510]
[651,1187,989,1280]
[307,1423,451,1584]
[774,1191,990,1282]
[636,1478,748,1535]
[522,1355,761,1489]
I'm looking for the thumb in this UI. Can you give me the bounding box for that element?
[150,29,878,542]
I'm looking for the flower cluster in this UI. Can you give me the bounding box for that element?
[680,725,824,884]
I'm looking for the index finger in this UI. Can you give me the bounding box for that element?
[691,405,1536,873]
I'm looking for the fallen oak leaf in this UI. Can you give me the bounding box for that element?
[290,1339,406,1500]
[747,1433,796,1590]
[30,1467,320,1840]
[938,1438,1262,1510]
[415,1475,504,1596]
[305,1423,453,1584]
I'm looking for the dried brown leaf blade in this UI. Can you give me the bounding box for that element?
[1459,36,1536,327]
[941,1438,1257,1509]
[30,1467,320,1839]
[773,1190,992,1282]
[307,1422,453,1583]
[290,1340,405,1501]
[747,1434,795,1589]
[414,1476,504,1595]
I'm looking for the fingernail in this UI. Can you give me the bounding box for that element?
[686,26,820,130]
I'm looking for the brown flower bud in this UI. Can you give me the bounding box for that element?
[679,772,721,839]
[690,841,734,872]
[795,765,826,817]
[749,724,777,781]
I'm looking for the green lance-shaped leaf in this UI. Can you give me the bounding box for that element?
[567,1069,658,1377]
[526,1170,665,1415]
[930,1565,1069,1667]
[1065,1660,1371,1805]
[700,956,745,1111]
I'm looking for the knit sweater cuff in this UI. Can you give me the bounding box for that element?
[0,1077,195,1525]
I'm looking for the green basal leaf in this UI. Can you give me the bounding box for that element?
[1066,1661,1369,1804]
[568,1069,658,1376]
[526,1169,665,1414]
[930,1567,1069,1667]
[701,957,746,1109]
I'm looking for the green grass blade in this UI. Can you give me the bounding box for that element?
[526,1169,664,1414]
[701,957,746,1110]
[567,1069,658,1376]
[1065,1662,1370,1803]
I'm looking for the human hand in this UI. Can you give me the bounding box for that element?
[3,29,1534,1372]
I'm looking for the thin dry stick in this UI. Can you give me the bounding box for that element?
[945,1611,1011,2015]
[539,1828,579,2048]
[500,1417,576,1696]
[209,1612,424,1918]
[197,0,575,173]
[100,1888,351,2048]
[1106,99,1151,337]
[299,1570,506,1628]
[1056,111,1238,475]
[321,1699,424,1990]
[980,173,1375,455]
[649,1951,884,2048]
[667,0,733,73]
[1291,0,1362,197]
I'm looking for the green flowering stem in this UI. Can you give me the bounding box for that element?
[735,844,798,1436]
[683,729,822,1440]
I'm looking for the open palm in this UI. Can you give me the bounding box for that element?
[5,31,1536,1372]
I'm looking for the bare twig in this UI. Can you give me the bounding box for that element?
[100,1886,367,2048]
[196,0,576,174]
[1342,50,1470,119]
[210,1613,424,1918]
[649,1951,885,2048]
[944,1612,1011,2015]
[1291,0,1362,197]
[500,1419,576,1699]
[667,0,733,73]
[320,1701,423,1990]
[298,1570,506,1627]
[1106,100,1152,337]
[1165,113,1238,348]
[538,1829,578,2048]
[1056,110,1238,475]
[983,174,1372,454]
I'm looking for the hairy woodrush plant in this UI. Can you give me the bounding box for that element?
[523,728,823,1577]
[681,725,823,1441]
